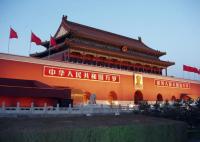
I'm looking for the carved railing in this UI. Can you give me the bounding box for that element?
[0,102,135,116]
[64,52,162,75]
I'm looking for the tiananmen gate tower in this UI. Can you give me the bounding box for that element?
[1,15,200,107]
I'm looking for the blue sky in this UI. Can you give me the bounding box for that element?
[0,0,200,80]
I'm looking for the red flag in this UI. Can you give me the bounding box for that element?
[183,65,192,72]
[193,67,199,74]
[183,65,199,74]
[50,36,56,47]
[31,32,42,45]
[9,28,18,39]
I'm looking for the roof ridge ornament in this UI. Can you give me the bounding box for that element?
[62,15,68,21]
[138,36,142,42]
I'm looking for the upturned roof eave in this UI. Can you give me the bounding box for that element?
[40,16,167,57]
[61,17,164,56]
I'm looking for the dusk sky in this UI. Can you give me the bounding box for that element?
[0,0,200,80]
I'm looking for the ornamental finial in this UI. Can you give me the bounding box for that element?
[62,15,68,20]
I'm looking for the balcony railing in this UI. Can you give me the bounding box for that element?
[64,53,162,75]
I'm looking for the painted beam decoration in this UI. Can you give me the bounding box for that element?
[155,79,190,89]
[43,66,120,83]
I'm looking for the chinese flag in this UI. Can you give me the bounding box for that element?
[50,36,56,47]
[183,65,193,72]
[9,28,18,39]
[183,65,199,73]
[31,32,42,45]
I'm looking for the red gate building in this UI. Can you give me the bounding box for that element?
[0,16,200,106]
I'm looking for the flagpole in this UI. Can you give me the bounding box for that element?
[7,38,10,53]
[29,40,32,55]
[29,31,32,55]
[7,26,11,53]
[48,35,51,59]
[48,46,50,59]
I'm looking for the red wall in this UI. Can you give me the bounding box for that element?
[142,77,200,101]
[1,58,200,104]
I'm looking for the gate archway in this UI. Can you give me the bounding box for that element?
[157,93,163,102]
[171,96,176,101]
[180,93,191,101]
[134,90,143,104]
[108,91,118,105]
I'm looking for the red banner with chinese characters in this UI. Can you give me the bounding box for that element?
[155,79,190,89]
[43,66,120,83]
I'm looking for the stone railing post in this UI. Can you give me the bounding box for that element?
[30,102,34,112]
[68,104,72,113]
[126,104,129,110]
[2,102,5,112]
[114,104,119,116]
[56,104,59,112]
[43,103,47,112]
[119,104,121,110]
[16,102,20,112]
